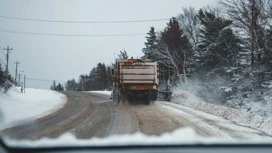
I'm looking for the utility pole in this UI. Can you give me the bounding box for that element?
[18,71,24,87]
[18,74,21,86]
[24,75,26,93]
[14,61,20,86]
[3,46,13,77]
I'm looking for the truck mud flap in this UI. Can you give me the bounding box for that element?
[148,90,157,101]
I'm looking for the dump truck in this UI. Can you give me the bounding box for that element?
[111,58,159,105]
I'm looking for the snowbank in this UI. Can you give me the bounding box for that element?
[172,90,272,136]
[88,91,112,96]
[5,127,238,147]
[0,86,67,130]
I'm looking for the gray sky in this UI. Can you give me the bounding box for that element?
[0,0,215,89]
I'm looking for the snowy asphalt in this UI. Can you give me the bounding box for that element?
[1,91,271,140]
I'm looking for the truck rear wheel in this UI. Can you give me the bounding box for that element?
[144,94,151,105]
[148,90,158,101]
[145,100,151,105]
[113,88,123,105]
[117,90,123,105]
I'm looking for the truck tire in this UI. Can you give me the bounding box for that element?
[113,88,122,105]
[144,94,151,105]
[117,89,127,106]
[145,100,151,105]
[117,89,122,105]
[113,88,117,102]
[148,90,158,101]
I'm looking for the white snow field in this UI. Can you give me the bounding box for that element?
[0,86,67,130]
[171,90,272,136]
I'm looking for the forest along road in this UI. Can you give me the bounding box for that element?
[1,91,271,140]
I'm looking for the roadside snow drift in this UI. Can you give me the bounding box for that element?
[0,86,67,130]
[88,91,112,96]
[172,90,272,136]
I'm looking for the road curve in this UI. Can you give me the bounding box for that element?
[0,91,139,140]
[1,91,271,141]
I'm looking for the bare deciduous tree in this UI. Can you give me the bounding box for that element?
[220,0,272,66]
[177,7,201,52]
[148,42,190,82]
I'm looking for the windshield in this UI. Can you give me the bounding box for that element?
[1,0,272,148]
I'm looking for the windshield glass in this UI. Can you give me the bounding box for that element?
[1,0,272,148]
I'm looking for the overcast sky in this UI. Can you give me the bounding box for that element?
[0,0,216,89]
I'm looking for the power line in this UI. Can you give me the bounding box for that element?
[9,64,16,72]
[0,28,145,37]
[0,15,169,24]
[26,77,53,82]
[12,52,41,74]
[0,58,6,66]
[0,47,5,56]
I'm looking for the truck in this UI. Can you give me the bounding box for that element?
[111,58,159,105]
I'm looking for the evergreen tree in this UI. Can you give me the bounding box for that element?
[101,63,108,89]
[50,80,56,90]
[197,9,241,70]
[57,83,63,91]
[160,17,185,52]
[159,17,192,79]
[60,84,64,91]
[142,27,157,60]
[79,74,88,91]
[65,78,79,91]
[118,50,129,59]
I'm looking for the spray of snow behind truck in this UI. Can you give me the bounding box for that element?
[111,58,159,105]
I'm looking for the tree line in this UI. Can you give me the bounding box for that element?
[65,63,114,91]
[0,64,6,86]
[50,80,65,91]
[142,0,272,110]
[64,0,272,113]
[64,50,128,91]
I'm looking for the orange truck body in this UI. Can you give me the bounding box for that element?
[112,58,159,104]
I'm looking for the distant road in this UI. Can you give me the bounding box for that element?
[1,91,271,140]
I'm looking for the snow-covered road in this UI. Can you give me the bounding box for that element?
[1,89,272,147]
[4,96,272,147]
